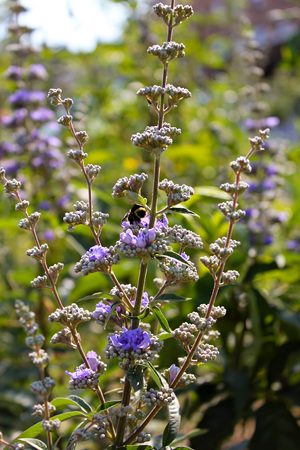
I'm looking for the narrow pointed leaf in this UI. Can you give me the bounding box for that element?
[95,400,121,412]
[146,362,168,388]
[155,252,192,267]
[104,300,121,329]
[152,306,171,333]
[108,445,154,450]
[52,435,64,450]
[157,332,173,340]
[76,292,115,302]
[67,395,92,412]
[125,190,147,206]
[162,394,181,447]
[125,307,150,320]
[169,206,200,218]
[155,294,191,302]
[19,439,47,450]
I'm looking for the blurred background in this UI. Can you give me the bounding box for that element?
[0,0,300,449]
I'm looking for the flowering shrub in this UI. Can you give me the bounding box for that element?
[2,1,298,450]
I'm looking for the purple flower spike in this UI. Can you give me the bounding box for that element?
[30,107,55,122]
[120,229,137,246]
[27,64,48,80]
[88,245,109,261]
[110,327,152,352]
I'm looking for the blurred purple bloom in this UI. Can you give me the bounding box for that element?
[30,107,55,122]
[0,142,21,155]
[92,301,111,320]
[169,364,180,383]
[88,245,109,261]
[56,194,71,208]
[244,116,280,130]
[110,327,152,352]
[244,208,260,219]
[1,160,21,174]
[264,235,273,245]
[287,240,300,251]
[45,135,62,147]
[44,229,56,241]
[9,89,45,106]
[1,108,27,127]
[263,179,276,190]
[275,212,288,222]
[27,64,48,80]
[39,201,52,211]
[264,117,280,128]
[4,65,23,80]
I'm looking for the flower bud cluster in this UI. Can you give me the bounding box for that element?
[172,322,197,345]
[25,334,45,349]
[220,181,249,197]
[158,257,199,284]
[112,172,148,198]
[19,212,41,230]
[74,245,120,275]
[30,275,48,289]
[57,114,72,129]
[221,270,240,285]
[193,343,219,363]
[67,149,88,165]
[153,3,194,27]
[31,378,56,396]
[15,300,39,336]
[26,243,48,262]
[4,178,21,195]
[75,130,89,145]
[42,419,61,432]
[202,330,221,342]
[131,123,181,154]
[64,201,89,231]
[163,364,196,388]
[85,164,101,182]
[147,41,185,63]
[165,84,192,108]
[218,201,246,222]
[159,178,194,206]
[197,304,227,319]
[47,88,62,106]
[136,85,165,111]
[48,304,92,327]
[249,129,270,151]
[92,413,109,440]
[187,312,216,332]
[72,429,90,441]
[28,349,50,368]
[209,237,240,261]
[32,402,56,417]
[15,200,29,212]
[166,224,203,249]
[230,156,252,174]
[104,328,163,371]
[50,327,77,347]
[135,431,151,443]
[49,262,64,284]
[200,255,220,273]
[142,387,175,407]
[92,211,109,228]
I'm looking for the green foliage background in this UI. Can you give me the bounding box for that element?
[0,1,300,449]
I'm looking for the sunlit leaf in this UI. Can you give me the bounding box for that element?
[19,439,47,450]
[169,206,200,218]
[154,294,191,302]
[152,306,172,333]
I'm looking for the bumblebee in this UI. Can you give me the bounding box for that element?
[122,204,147,225]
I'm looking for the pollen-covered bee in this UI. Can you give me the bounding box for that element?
[122,204,148,225]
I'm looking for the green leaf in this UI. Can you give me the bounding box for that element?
[6,412,86,448]
[171,429,205,447]
[125,190,147,206]
[155,252,192,267]
[157,332,173,340]
[95,400,121,412]
[194,186,230,200]
[76,292,115,302]
[155,294,191,302]
[162,394,181,447]
[145,361,168,389]
[104,300,121,329]
[169,206,200,218]
[51,395,92,413]
[249,401,300,450]
[126,365,144,393]
[68,395,92,413]
[52,435,63,450]
[19,439,48,450]
[125,307,150,320]
[152,306,172,333]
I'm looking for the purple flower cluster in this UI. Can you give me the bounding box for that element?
[65,350,100,381]
[110,327,152,352]
[120,228,156,248]
[88,245,109,262]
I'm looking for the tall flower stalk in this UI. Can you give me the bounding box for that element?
[0,1,270,449]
